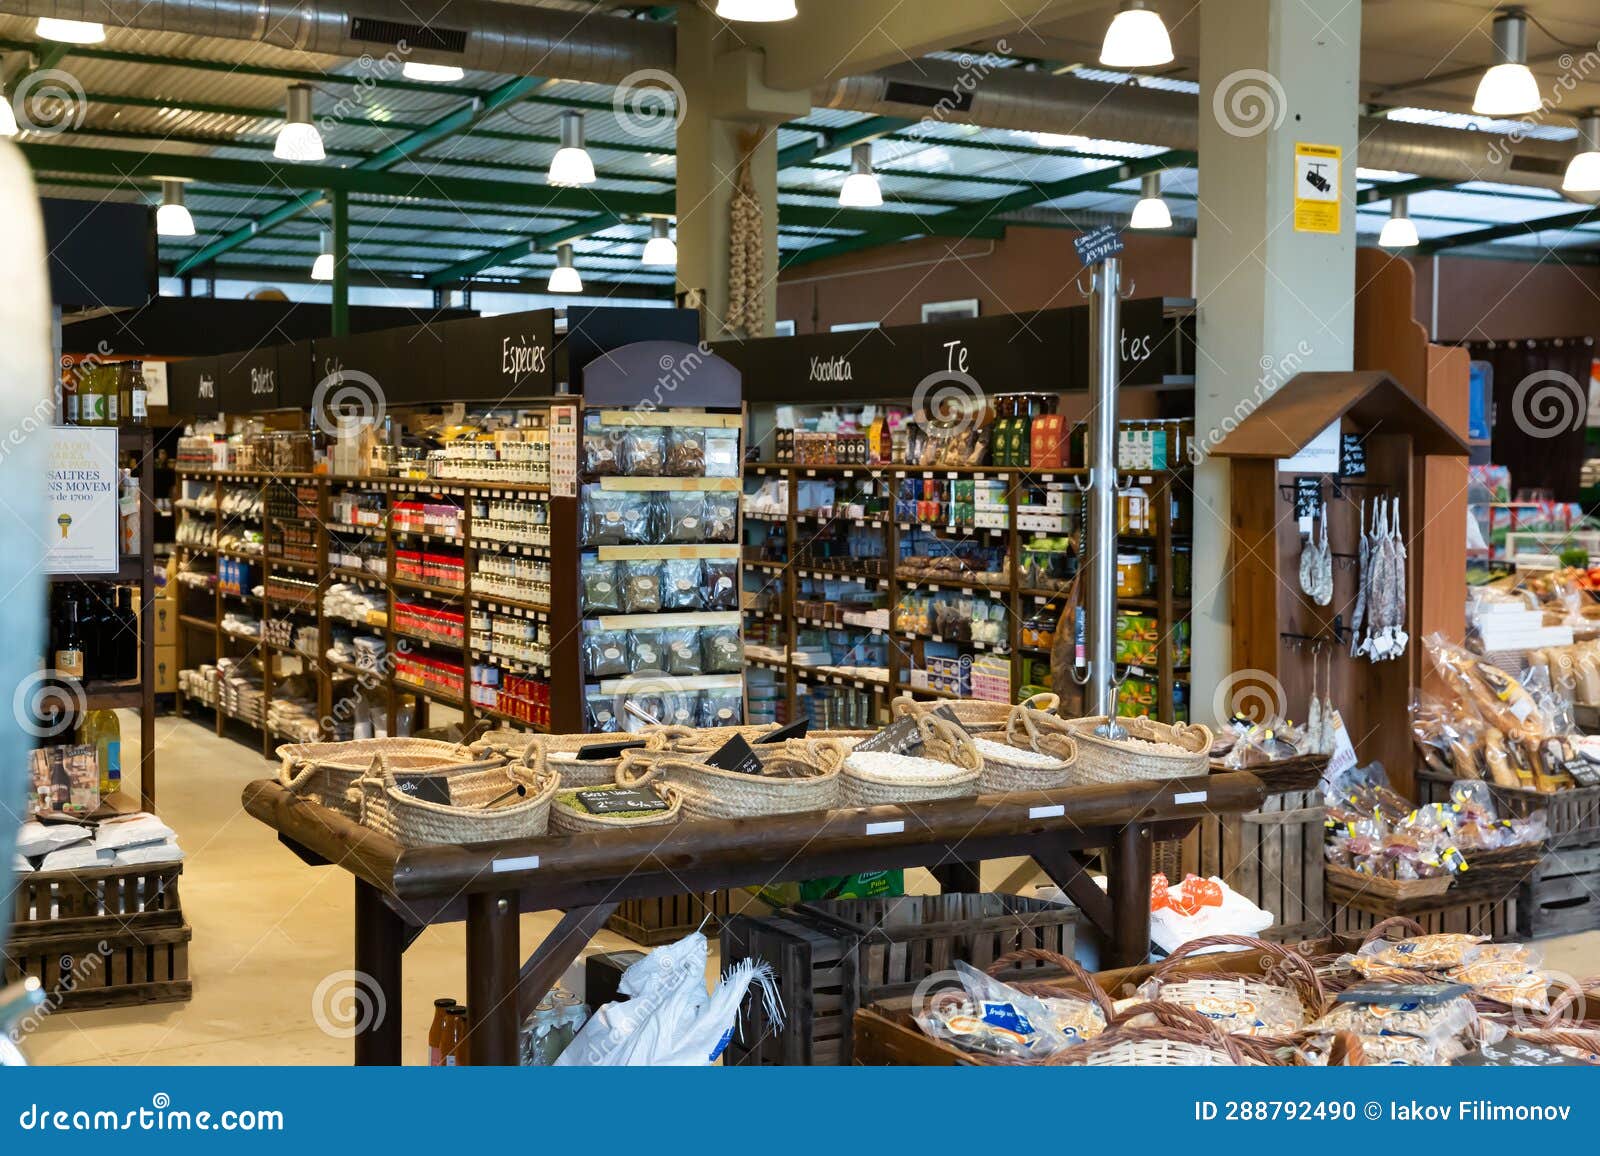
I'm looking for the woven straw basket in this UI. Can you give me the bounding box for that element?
[976,707,1079,794]
[1051,1001,1250,1067]
[1063,716,1212,784]
[647,724,878,755]
[841,716,982,806]
[355,751,558,848]
[890,691,1059,733]
[277,738,504,818]
[549,780,684,834]
[619,739,845,820]
[510,732,676,789]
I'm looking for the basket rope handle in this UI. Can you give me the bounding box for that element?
[917,714,981,773]
[614,749,662,788]
[1150,934,1329,1017]
[807,738,848,776]
[985,948,1116,1020]
[1005,706,1079,760]
[890,693,925,720]
[278,758,321,791]
[1018,691,1060,715]
[1360,915,1425,945]
[1101,1000,1251,1065]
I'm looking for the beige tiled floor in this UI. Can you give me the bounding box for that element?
[15,714,1600,1065]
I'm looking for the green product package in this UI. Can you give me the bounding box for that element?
[752,869,904,908]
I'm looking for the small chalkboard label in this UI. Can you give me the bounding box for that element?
[759,718,810,744]
[1074,225,1124,268]
[1294,475,1322,520]
[576,787,670,815]
[706,733,763,776]
[1336,981,1469,1007]
[575,739,646,761]
[391,772,453,806]
[1340,433,1367,478]
[854,717,925,757]
[1454,1038,1588,1067]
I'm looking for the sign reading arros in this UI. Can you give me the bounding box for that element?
[197,373,215,399]
[809,354,853,383]
[502,335,549,379]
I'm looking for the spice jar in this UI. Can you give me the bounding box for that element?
[1115,551,1150,598]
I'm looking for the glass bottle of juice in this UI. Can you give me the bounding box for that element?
[76,708,121,797]
[428,997,454,1066]
[444,1005,468,1066]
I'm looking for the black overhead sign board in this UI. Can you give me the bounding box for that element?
[715,298,1193,403]
[168,356,219,418]
[215,344,282,412]
[278,339,314,410]
[424,310,557,400]
[563,306,701,392]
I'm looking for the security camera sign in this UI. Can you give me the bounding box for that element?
[1294,142,1341,234]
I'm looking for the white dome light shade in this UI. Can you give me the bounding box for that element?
[547,110,596,186]
[1473,11,1540,116]
[311,229,334,281]
[839,143,882,207]
[715,0,798,21]
[156,181,195,237]
[548,243,583,293]
[641,218,677,267]
[1563,113,1600,192]
[1378,195,1419,249]
[0,99,16,138]
[36,18,105,44]
[274,85,324,162]
[402,61,466,83]
[1099,1,1174,69]
[1129,172,1170,229]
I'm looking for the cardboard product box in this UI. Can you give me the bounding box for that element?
[975,508,1010,530]
[152,598,177,647]
[155,644,178,694]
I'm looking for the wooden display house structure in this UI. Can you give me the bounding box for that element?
[1209,371,1469,795]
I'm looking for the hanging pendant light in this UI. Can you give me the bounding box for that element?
[275,83,325,162]
[1563,111,1600,192]
[35,18,105,44]
[311,229,335,281]
[547,110,597,187]
[1099,0,1174,69]
[838,143,883,208]
[715,0,798,21]
[1473,8,1541,116]
[1378,195,1419,249]
[156,180,195,238]
[402,61,466,83]
[548,243,583,294]
[641,218,678,267]
[1129,172,1172,229]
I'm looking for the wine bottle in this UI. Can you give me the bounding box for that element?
[116,586,138,681]
[54,589,84,680]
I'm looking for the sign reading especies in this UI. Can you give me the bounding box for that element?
[45,427,119,575]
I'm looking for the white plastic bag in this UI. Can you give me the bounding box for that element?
[1150,876,1273,955]
[555,931,783,1066]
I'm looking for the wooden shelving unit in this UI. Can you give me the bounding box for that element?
[740,459,1192,727]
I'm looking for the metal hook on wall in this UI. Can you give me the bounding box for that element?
[1115,473,1138,493]
[1071,470,1095,492]
[1118,276,1138,300]
[1066,662,1094,687]
[1074,271,1095,298]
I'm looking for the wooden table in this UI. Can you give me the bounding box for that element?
[243,771,1266,1065]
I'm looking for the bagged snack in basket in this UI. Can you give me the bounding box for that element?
[663,491,706,543]
[620,492,659,545]
[1135,976,1305,1037]
[1357,933,1486,971]
[583,630,630,678]
[916,961,1076,1060]
[1312,1032,1460,1066]
[628,629,664,673]
[660,559,706,611]
[586,693,621,733]
[582,485,629,546]
[620,560,662,613]
[699,688,743,728]
[1313,996,1474,1043]
[702,492,739,542]
[701,625,743,674]
[581,558,621,614]
[666,428,706,477]
[621,427,667,476]
[583,430,620,476]
[703,559,738,610]
[1448,947,1550,1012]
[662,627,704,676]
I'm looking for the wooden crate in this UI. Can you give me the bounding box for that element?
[605,890,740,947]
[9,863,184,939]
[1152,788,1326,942]
[1324,894,1519,941]
[1417,765,1600,850]
[3,924,192,1011]
[720,911,855,1066]
[1519,845,1600,939]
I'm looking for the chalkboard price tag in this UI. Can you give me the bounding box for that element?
[759,718,810,744]
[576,787,670,815]
[1336,981,1469,1006]
[854,717,926,756]
[1074,225,1124,268]
[391,772,453,806]
[1453,1038,1589,1067]
[1293,476,1322,520]
[1340,433,1367,477]
[706,734,763,776]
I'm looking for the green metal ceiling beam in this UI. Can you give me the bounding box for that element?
[782,148,1195,269]
[1355,176,1458,205]
[163,262,677,298]
[777,115,911,169]
[1419,204,1600,254]
[425,211,628,287]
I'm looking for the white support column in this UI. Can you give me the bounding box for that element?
[1190,0,1361,713]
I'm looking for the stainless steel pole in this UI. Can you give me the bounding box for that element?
[1085,257,1121,718]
